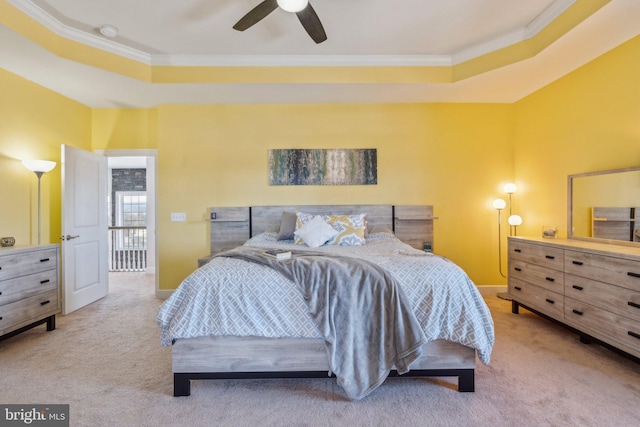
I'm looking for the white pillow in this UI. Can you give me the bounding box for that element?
[294,215,339,248]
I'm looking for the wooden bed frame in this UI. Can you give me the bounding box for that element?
[172,204,477,397]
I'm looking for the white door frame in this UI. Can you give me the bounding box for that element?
[97,149,158,294]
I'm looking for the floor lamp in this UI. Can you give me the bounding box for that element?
[496,183,522,300]
[493,198,507,279]
[22,159,57,245]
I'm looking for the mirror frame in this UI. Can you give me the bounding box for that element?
[568,166,640,247]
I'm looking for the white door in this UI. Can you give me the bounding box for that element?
[61,145,108,315]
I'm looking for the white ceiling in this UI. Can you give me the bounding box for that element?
[1,0,639,107]
[22,0,565,59]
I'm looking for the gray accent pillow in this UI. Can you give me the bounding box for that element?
[277,211,298,240]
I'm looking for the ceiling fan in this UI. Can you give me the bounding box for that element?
[233,0,327,44]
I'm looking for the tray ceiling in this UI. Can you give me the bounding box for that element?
[0,0,639,107]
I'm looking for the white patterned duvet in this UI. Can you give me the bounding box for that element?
[157,232,495,364]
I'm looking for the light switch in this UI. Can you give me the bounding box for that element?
[171,212,186,222]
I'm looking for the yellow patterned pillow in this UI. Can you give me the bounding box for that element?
[324,214,367,246]
[295,212,367,246]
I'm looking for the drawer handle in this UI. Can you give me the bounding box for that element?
[628,272,640,279]
[514,267,522,272]
[572,261,584,266]
[628,301,640,310]
[629,331,640,340]
[40,258,50,263]
[514,249,522,253]
[40,300,51,306]
[545,277,555,282]
[514,286,522,291]
[572,309,584,316]
[545,298,555,304]
[40,279,50,284]
[572,285,584,291]
[545,255,555,260]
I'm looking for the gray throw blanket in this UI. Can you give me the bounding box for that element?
[217,247,427,400]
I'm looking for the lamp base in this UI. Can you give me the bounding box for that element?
[497,292,512,301]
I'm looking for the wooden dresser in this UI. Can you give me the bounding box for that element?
[508,236,640,360]
[0,244,60,341]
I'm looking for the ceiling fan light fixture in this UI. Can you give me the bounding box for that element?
[277,0,308,13]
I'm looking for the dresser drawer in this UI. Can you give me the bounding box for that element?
[509,259,564,293]
[509,241,564,271]
[0,269,58,306]
[565,274,640,323]
[509,278,564,319]
[565,250,640,291]
[565,297,640,358]
[0,289,59,335]
[0,248,58,281]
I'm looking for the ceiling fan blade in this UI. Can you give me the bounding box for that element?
[233,0,279,31]
[296,3,327,44]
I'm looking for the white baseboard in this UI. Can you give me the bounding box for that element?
[477,285,507,297]
[156,289,173,300]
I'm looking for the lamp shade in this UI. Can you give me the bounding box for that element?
[492,198,506,210]
[22,159,56,173]
[277,0,308,12]
[508,214,523,226]
[504,183,517,194]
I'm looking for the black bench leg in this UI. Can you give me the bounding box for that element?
[458,369,475,392]
[174,374,191,397]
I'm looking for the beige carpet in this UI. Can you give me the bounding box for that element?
[1,273,639,427]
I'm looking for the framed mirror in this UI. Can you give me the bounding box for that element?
[568,166,640,246]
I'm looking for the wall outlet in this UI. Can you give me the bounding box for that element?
[171,212,186,222]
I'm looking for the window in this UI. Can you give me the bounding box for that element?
[115,191,147,249]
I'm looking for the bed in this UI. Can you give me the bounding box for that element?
[157,205,494,400]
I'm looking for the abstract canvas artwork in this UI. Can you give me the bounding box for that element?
[269,149,377,186]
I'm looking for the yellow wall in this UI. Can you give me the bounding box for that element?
[0,68,91,246]
[5,32,640,295]
[92,109,158,150]
[0,65,513,292]
[156,103,514,290]
[513,35,640,238]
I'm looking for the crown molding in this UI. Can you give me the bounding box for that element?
[451,0,575,64]
[8,0,575,68]
[527,0,576,36]
[7,0,151,63]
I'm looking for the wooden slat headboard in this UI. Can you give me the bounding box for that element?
[208,204,434,253]
[250,204,394,236]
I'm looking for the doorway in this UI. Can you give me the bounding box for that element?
[102,150,157,294]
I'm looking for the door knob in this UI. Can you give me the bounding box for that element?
[60,235,80,241]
